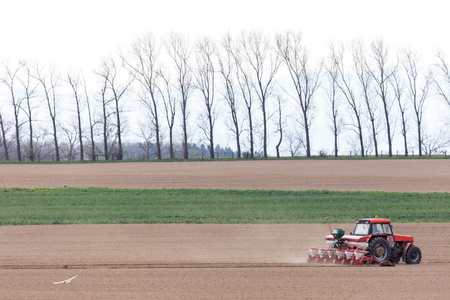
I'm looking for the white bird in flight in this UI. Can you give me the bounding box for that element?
[53,275,78,284]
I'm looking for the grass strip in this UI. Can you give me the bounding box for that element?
[0,187,448,225]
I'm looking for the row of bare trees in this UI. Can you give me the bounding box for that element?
[326,39,448,157]
[0,31,449,161]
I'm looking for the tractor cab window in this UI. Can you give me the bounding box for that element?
[371,224,382,234]
[353,223,370,235]
[371,223,392,234]
[381,224,392,234]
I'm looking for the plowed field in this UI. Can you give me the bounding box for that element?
[0,160,449,299]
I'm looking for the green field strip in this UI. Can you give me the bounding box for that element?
[0,187,448,225]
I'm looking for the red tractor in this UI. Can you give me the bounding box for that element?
[308,217,422,265]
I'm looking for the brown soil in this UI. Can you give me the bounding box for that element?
[1,159,449,192]
[0,160,449,299]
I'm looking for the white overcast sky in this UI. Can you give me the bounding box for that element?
[1,0,448,72]
[0,0,448,154]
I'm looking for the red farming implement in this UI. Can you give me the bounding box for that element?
[308,217,422,266]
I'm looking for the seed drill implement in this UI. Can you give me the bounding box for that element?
[308,217,422,266]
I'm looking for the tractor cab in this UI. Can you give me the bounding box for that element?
[353,218,393,236]
[318,216,422,265]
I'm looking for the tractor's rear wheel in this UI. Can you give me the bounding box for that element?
[367,237,391,262]
[405,245,422,264]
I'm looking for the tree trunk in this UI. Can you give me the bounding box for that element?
[356,115,365,157]
[383,99,393,157]
[169,126,174,159]
[334,124,338,157]
[53,119,60,161]
[417,120,422,156]
[0,114,9,160]
[262,100,267,158]
[209,116,214,159]
[303,111,311,157]
[248,108,254,158]
[182,113,188,159]
[77,109,84,161]
[13,106,21,161]
[102,92,109,160]
[28,111,34,161]
[115,97,123,160]
[370,120,379,157]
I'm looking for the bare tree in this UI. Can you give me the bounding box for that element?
[158,70,177,159]
[67,72,85,161]
[97,58,131,160]
[285,128,304,157]
[18,62,39,161]
[83,77,99,160]
[390,60,410,156]
[422,130,450,155]
[369,38,395,157]
[324,59,344,157]
[35,65,61,161]
[166,33,193,159]
[194,36,217,159]
[137,120,156,159]
[60,124,78,161]
[274,95,285,158]
[96,65,113,160]
[231,35,256,158]
[434,51,450,108]
[240,31,280,158]
[1,61,24,161]
[403,49,432,156]
[0,112,10,160]
[329,43,366,156]
[218,33,242,158]
[276,31,321,157]
[352,40,380,157]
[122,33,162,159]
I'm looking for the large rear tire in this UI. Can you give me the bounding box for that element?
[367,237,391,262]
[405,245,422,264]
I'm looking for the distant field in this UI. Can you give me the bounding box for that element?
[0,160,448,192]
[0,187,448,225]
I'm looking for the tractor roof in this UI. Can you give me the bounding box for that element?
[357,218,390,224]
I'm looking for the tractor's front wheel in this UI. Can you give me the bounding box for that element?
[405,245,422,264]
[367,237,391,262]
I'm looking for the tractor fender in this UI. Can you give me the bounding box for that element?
[403,242,412,256]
